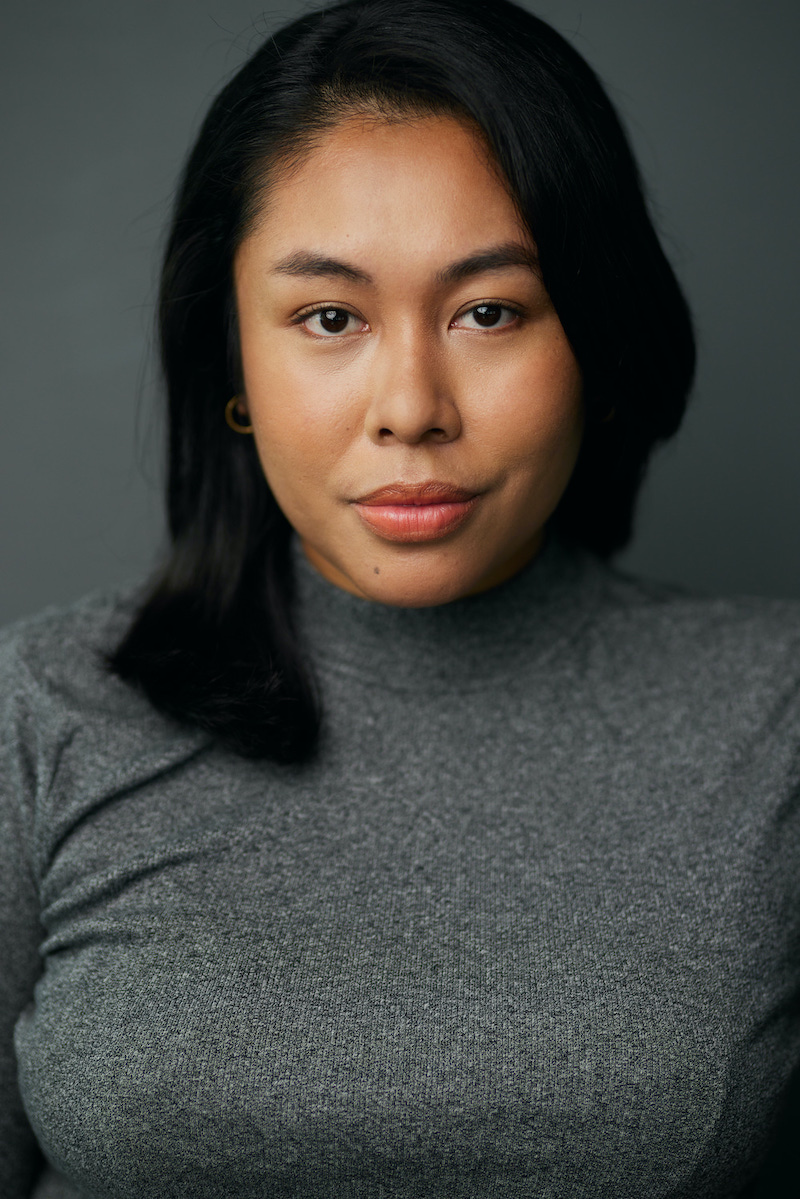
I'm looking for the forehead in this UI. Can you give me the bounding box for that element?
[241,115,530,272]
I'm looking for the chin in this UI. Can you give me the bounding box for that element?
[350,559,487,608]
[302,534,522,607]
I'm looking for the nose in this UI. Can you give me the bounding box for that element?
[364,330,461,446]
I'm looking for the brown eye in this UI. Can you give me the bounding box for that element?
[304,307,355,336]
[320,308,349,332]
[453,304,519,331]
[474,304,503,326]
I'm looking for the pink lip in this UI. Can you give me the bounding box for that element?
[352,481,480,543]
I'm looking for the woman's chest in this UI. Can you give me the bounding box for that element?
[17,718,800,1198]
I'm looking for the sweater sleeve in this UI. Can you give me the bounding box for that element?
[0,626,48,1195]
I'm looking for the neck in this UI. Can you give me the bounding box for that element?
[290,530,604,692]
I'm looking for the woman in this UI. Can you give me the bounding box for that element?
[1,0,798,1195]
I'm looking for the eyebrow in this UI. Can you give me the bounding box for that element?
[270,242,539,286]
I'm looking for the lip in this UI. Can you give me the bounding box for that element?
[355,481,478,505]
[352,480,481,543]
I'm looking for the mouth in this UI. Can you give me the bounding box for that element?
[351,480,481,543]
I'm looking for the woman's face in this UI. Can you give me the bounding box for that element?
[234,115,584,606]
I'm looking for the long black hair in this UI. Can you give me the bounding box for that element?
[107,0,696,762]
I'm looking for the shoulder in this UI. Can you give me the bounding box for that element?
[0,583,210,873]
[596,565,800,662]
[0,579,150,716]
[0,578,204,784]
[585,561,800,733]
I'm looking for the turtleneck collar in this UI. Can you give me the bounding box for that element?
[291,531,606,693]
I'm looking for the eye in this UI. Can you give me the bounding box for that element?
[452,304,520,331]
[298,307,366,337]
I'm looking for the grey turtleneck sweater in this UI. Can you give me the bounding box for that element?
[2,535,800,1198]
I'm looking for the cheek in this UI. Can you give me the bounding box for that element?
[469,337,584,467]
[242,345,358,510]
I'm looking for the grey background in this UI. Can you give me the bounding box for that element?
[1,0,798,626]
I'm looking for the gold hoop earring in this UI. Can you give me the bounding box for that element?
[225,396,253,434]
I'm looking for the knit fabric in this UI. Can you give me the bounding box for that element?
[1,534,799,1198]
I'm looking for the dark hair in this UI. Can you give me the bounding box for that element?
[107,0,696,762]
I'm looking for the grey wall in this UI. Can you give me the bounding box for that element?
[2,0,798,625]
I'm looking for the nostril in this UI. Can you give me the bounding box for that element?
[373,424,453,443]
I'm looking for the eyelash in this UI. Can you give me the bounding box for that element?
[291,302,524,337]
